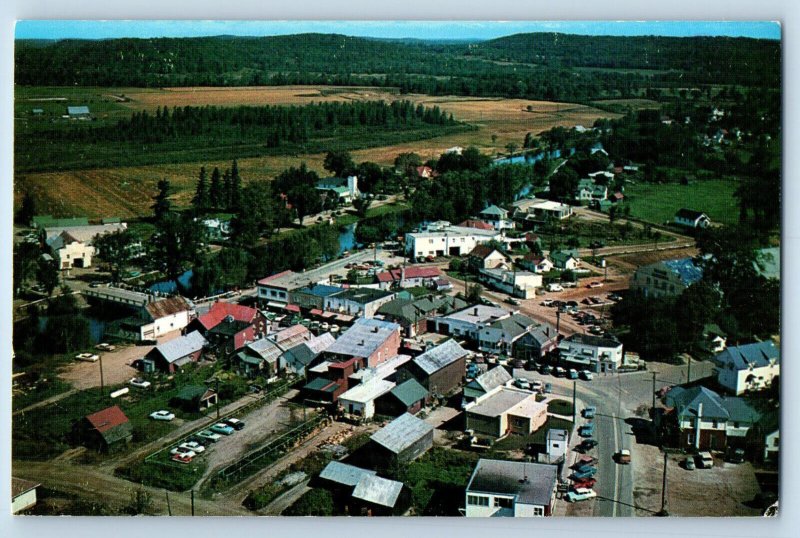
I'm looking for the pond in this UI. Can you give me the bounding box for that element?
[39,314,108,345]
[338,223,358,255]
[149,269,194,295]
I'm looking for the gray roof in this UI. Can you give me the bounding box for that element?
[547,429,568,442]
[319,461,376,487]
[666,385,759,423]
[474,366,512,393]
[467,459,558,507]
[413,339,469,375]
[467,387,534,417]
[487,314,537,339]
[563,333,622,349]
[389,379,429,407]
[154,331,207,363]
[370,413,434,454]
[325,318,400,359]
[67,106,90,115]
[439,304,511,325]
[716,341,779,370]
[330,287,395,305]
[244,338,284,363]
[351,475,404,508]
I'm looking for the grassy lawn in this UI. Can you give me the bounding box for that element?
[491,417,574,452]
[396,447,479,516]
[624,179,739,226]
[547,399,575,416]
[117,453,208,492]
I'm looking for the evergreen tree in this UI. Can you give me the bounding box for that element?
[229,159,243,213]
[16,191,37,225]
[151,179,172,221]
[209,167,223,210]
[222,168,233,210]
[192,166,210,213]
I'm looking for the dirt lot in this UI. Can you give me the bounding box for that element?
[631,443,762,516]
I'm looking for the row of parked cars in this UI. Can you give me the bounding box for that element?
[566,406,602,502]
[147,411,246,463]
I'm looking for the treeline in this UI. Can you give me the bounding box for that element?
[15,33,780,101]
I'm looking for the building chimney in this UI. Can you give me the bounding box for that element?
[474,307,479,316]
[359,339,365,346]
[372,326,379,333]
[695,403,703,450]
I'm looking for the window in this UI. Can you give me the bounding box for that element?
[468,495,489,506]
[533,506,544,516]
[494,497,513,509]
[712,420,719,428]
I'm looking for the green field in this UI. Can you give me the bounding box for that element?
[624,180,740,226]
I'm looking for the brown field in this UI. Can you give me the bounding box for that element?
[16,86,620,218]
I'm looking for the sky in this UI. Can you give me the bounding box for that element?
[15,20,781,41]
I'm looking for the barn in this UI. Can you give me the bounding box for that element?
[367,413,434,470]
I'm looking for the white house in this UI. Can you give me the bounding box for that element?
[324,288,396,318]
[478,268,542,299]
[46,231,95,269]
[511,198,573,222]
[479,205,515,230]
[136,296,194,340]
[519,254,554,274]
[432,304,511,341]
[630,257,703,298]
[715,341,779,395]
[465,459,558,517]
[674,209,711,229]
[406,225,502,260]
[338,378,395,420]
[559,333,624,373]
[550,250,581,271]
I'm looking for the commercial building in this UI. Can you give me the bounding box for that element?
[324,318,402,367]
[558,333,624,373]
[465,459,558,517]
[478,268,542,299]
[715,341,780,395]
[431,304,511,341]
[324,288,396,318]
[465,386,548,438]
[405,225,501,260]
[630,257,703,298]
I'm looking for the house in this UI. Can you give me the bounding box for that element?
[674,209,711,229]
[478,314,555,357]
[338,378,395,419]
[701,323,728,354]
[316,176,360,204]
[376,294,468,337]
[457,219,495,231]
[550,250,580,270]
[303,359,357,405]
[206,317,261,358]
[74,405,132,452]
[479,205,515,230]
[396,339,470,396]
[753,247,780,280]
[144,330,207,373]
[588,170,614,183]
[267,324,313,350]
[67,105,91,119]
[201,218,231,241]
[170,385,218,412]
[463,366,513,403]
[12,477,40,514]
[350,474,408,516]
[136,297,194,341]
[478,268,542,299]
[415,165,434,179]
[518,254,554,274]
[234,337,285,378]
[325,318,402,367]
[546,429,568,462]
[375,266,443,290]
[465,386,548,438]
[257,270,310,307]
[324,288,396,318]
[511,198,573,226]
[664,385,760,451]
[282,332,336,377]
[376,379,429,416]
[467,245,511,271]
[431,304,511,341]
[513,323,559,359]
[291,284,344,310]
[559,333,624,373]
[46,231,95,269]
[630,257,703,298]
[367,413,434,467]
[405,225,502,260]
[715,341,779,395]
[575,178,608,203]
[465,459,558,517]
[187,301,265,338]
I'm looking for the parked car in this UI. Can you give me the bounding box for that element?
[543,383,552,394]
[540,365,552,375]
[608,293,623,301]
[170,446,197,457]
[570,467,597,480]
[179,441,206,454]
[568,369,579,380]
[514,378,531,390]
[224,418,245,431]
[210,423,235,435]
[547,283,564,292]
[554,367,566,377]
[540,299,554,307]
[195,430,222,443]
[505,297,521,306]
[577,439,599,452]
[726,447,746,464]
[75,353,100,362]
[531,381,543,392]
[582,406,596,419]
[95,343,116,351]
[684,456,696,470]
[615,449,632,464]
[698,451,714,469]
[171,453,193,464]
[580,370,594,381]
[579,423,595,438]
[129,377,152,389]
[587,281,603,289]
[588,326,604,336]
[572,477,597,490]
[149,410,175,421]
[565,487,597,502]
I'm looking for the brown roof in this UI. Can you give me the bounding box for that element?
[85,405,129,433]
[145,296,191,319]
[468,244,507,260]
[12,477,40,498]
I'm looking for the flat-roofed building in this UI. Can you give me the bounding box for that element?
[465,459,558,517]
[465,386,548,438]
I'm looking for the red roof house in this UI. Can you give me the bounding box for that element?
[187,301,266,337]
[75,405,133,452]
[457,220,495,231]
[376,267,442,289]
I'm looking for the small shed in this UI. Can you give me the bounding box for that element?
[12,477,40,513]
[170,385,218,412]
[74,405,132,452]
[368,413,434,469]
[67,105,91,119]
[145,331,207,373]
[351,474,409,516]
[546,429,568,461]
[376,378,429,417]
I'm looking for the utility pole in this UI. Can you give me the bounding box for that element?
[165,490,172,516]
[99,354,105,395]
[686,355,692,384]
[652,371,657,411]
[659,452,669,516]
[572,381,577,424]
[556,310,561,336]
[191,489,195,516]
[215,378,221,421]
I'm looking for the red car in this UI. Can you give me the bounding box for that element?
[171,453,193,464]
[572,478,597,490]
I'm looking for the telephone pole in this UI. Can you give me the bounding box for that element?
[652,371,657,411]
[191,489,195,516]
[658,452,669,516]
[572,381,577,424]
[99,355,105,394]
[686,355,692,384]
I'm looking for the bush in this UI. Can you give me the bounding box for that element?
[244,482,286,511]
[283,488,334,516]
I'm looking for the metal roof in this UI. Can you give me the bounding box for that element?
[85,405,129,432]
[370,413,433,454]
[145,296,192,320]
[474,366,512,393]
[303,377,340,393]
[413,339,469,375]
[716,341,779,370]
[467,459,558,507]
[660,258,704,286]
[330,287,395,305]
[325,318,400,359]
[67,106,90,115]
[296,284,344,298]
[154,331,207,363]
[351,475,404,508]
[245,338,284,363]
[319,461,376,487]
[467,387,540,418]
[666,386,731,421]
[339,379,394,404]
[439,304,510,325]
[389,379,428,407]
[486,314,537,340]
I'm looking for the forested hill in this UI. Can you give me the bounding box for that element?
[15,32,780,93]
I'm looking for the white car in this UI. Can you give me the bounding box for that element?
[170,446,197,457]
[565,488,597,502]
[580,370,593,381]
[547,284,564,292]
[75,353,100,362]
[514,378,531,390]
[698,451,714,468]
[149,410,175,421]
[129,377,152,389]
[179,441,206,454]
[541,299,554,307]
